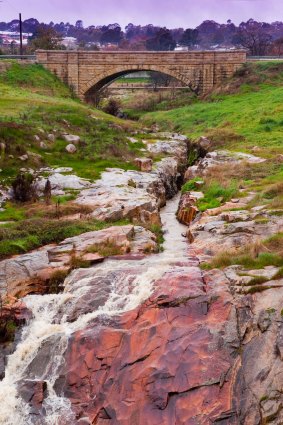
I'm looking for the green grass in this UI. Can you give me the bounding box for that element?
[181,178,238,211]
[0,217,130,259]
[203,249,283,271]
[115,77,151,84]
[140,63,283,153]
[0,62,143,185]
[0,62,72,97]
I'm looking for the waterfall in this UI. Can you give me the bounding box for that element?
[0,195,188,425]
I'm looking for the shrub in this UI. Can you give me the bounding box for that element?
[12,173,37,202]
[103,98,121,116]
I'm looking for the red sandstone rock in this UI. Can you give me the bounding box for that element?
[43,266,240,424]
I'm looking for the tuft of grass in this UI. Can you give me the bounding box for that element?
[87,240,125,257]
[273,267,283,280]
[203,248,283,271]
[246,285,272,294]
[197,180,238,212]
[245,276,269,286]
[181,177,202,194]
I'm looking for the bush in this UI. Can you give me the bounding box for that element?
[12,173,37,202]
[103,98,121,116]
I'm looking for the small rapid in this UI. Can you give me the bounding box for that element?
[0,195,189,425]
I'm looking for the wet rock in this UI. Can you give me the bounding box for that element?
[0,226,157,297]
[177,192,199,225]
[18,380,47,407]
[258,310,272,332]
[52,266,236,423]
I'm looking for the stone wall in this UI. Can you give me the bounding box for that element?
[36,50,247,99]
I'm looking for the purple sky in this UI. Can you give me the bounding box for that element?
[1,0,281,27]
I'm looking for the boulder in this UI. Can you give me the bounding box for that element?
[177,193,199,225]
[19,154,28,161]
[39,141,47,150]
[197,136,212,150]
[47,134,55,143]
[63,134,81,144]
[65,144,77,154]
[134,157,153,172]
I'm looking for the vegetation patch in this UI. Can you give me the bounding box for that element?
[0,217,130,259]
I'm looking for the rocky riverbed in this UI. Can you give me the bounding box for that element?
[1,134,283,424]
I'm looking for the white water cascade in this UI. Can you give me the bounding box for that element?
[0,195,188,425]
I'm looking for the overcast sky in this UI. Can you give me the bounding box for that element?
[1,0,281,28]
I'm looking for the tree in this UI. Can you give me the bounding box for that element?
[76,20,84,29]
[146,28,176,51]
[29,25,63,50]
[180,28,198,48]
[273,37,283,56]
[12,173,37,203]
[100,24,124,45]
[237,20,272,56]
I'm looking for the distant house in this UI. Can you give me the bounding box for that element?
[174,45,189,51]
[0,31,32,46]
[61,37,78,50]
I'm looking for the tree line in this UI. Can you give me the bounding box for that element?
[1,17,283,55]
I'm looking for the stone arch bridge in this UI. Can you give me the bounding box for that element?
[36,50,246,101]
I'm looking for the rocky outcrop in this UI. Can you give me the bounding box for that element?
[76,156,184,225]
[184,149,266,181]
[0,225,157,298]
[18,264,241,424]
[3,144,283,424]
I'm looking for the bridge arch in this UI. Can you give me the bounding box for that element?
[81,65,199,101]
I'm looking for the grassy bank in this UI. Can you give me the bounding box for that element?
[140,62,283,154]
[0,62,143,184]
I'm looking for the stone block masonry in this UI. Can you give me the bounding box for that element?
[36,50,247,100]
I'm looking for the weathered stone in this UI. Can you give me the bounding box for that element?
[37,173,91,192]
[134,157,153,172]
[63,134,81,144]
[177,192,199,225]
[47,134,55,142]
[39,141,47,150]
[0,226,158,297]
[19,154,28,161]
[197,136,212,150]
[65,143,77,154]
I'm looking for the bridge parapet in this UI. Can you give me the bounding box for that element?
[36,50,247,99]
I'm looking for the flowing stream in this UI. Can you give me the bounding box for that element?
[0,195,188,425]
